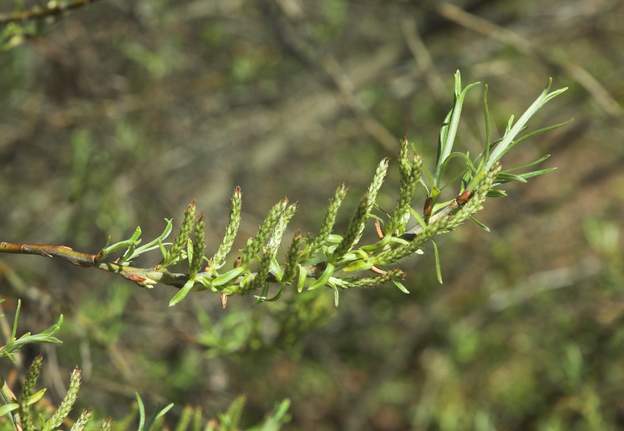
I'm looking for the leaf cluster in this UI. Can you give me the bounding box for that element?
[0,300,63,362]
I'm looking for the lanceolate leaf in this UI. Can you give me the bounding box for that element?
[432,240,443,285]
[485,81,568,171]
[168,279,195,307]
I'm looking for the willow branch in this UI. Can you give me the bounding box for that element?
[0,241,320,291]
[0,0,101,25]
[0,241,188,288]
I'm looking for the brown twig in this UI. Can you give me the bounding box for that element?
[0,241,188,289]
[0,240,321,291]
[0,0,101,25]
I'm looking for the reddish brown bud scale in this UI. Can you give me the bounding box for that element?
[374,220,385,239]
[371,265,386,275]
[125,273,146,284]
[423,197,434,222]
[455,190,472,206]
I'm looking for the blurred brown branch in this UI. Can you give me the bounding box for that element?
[262,0,399,153]
[0,0,101,25]
[436,2,624,118]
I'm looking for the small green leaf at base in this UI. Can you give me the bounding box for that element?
[432,240,443,284]
[393,280,410,294]
[169,279,195,306]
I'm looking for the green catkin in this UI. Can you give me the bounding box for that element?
[250,249,273,296]
[190,216,206,274]
[70,410,92,431]
[241,198,288,264]
[345,268,406,288]
[212,186,242,269]
[376,167,500,265]
[100,418,112,431]
[283,234,305,283]
[44,368,81,431]
[267,203,297,255]
[167,201,197,265]
[334,159,388,259]
[309,184,348,253]
[387,140,423,235]
[19,355,43,431]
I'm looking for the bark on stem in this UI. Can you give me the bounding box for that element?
[0,241,188,289]
[0,0,101,25]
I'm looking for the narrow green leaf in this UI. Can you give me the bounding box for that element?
[513,119,573,147]
[168,279,195,307]
[309,263,335,290]
[496,171,528,184]
[409,208,427,230]
[519,167,557,180]
[135,393,146,431]
[435,70,480,185]
[153,404,174,423]
[482,83,492,162]
[296,265,307,293]
[0,403,18,417]
[119,226,144,263]
[129,226,142,242]
[211,267,246,287]
[507,154,551,171]
[40,314,63,337]
[127,219,173,261]
[26,388,46,406]
[485,84,568,171]
[343,260,374,272]
[432,240,443,284]
[392,280,410,294]
[11,299,20,340]
[487,189,507,198]
[469,215,491,232]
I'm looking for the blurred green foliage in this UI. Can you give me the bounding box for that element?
[1,0,624,430]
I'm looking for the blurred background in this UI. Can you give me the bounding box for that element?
[1,0,623,429]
